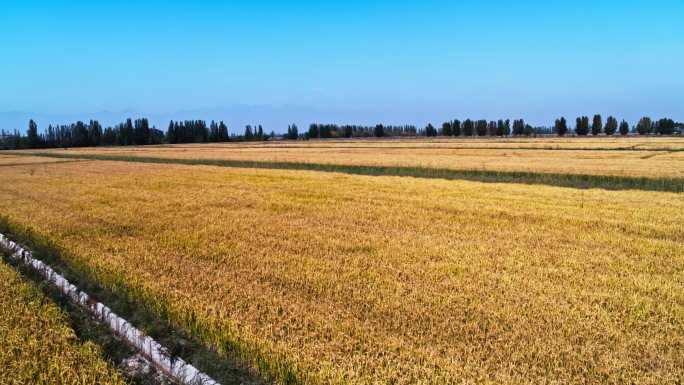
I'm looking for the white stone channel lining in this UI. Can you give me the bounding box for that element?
[0,233,220,385]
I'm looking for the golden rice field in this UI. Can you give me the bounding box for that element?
[0,148,682,385]
[29,137,684,179]
[0,258,126,385]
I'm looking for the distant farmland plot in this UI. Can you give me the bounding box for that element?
[28,137,684,179]
[0,153,81,167]
[0,149,682,385]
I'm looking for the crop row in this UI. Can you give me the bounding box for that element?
[0,158,682,384]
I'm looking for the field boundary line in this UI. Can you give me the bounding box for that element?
[0,232,221,385]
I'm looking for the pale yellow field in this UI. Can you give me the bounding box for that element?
[0,258,126,385]
[30,137,684,178]
[30,136,684,150]
[0,156,682,384]
[0,153,82,167]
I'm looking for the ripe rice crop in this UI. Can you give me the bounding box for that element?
[28,137,684,179]
[0,156,682,384]
[0,258,126,385]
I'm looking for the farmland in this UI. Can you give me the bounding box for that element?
[0,153,83,167]
[0,257,126,385]
[21,137,684,178]
[0,139,683,385]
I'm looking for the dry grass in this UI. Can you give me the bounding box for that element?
[0,158,682,384]
[26,137,684,179]
[0,258,126,385]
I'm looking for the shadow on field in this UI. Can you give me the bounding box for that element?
[20,151,684,193]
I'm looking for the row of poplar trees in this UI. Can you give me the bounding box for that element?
[554,115,678,136]
[1,119,271,149]
[2,115,681,150]
[12,118,164,149]
[433,116,679,137]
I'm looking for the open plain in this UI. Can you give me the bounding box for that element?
[23,137,684,179]
[1,138,683,384]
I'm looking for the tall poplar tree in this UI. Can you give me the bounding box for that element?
[554,117,568,136]
[27,119,40,148]
[591,114,603,135]
[604,116,618,135]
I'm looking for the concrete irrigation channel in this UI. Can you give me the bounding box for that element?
[0,232,220,385]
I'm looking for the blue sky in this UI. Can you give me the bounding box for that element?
[1,0,682,131]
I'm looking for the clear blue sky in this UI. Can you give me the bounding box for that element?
[1,0,682,130]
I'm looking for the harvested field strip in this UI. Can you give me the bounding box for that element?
[0,254,126,385]
[0,160,87,168]
[22,151,684,192]
[0,160,682,384]
[0,154,86,167]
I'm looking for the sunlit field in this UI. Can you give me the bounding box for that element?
[0,153,82,167]
[27,137,684,179]
[0,258,125,385]
[0,153,682,385]
[29,136,684,150]
[3,0,682,382]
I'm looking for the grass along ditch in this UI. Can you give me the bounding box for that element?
[18,151,684,192]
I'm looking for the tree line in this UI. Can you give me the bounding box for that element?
[309,116,681,139]
[306,124,418,139]
[0,119,273,150]
[1,115,682,150]
[434,116,680,137]
[556,115,678,137]
[3,118,166,149]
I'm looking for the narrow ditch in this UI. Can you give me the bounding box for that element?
[0,247,161,384]
[0,230,266,385]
